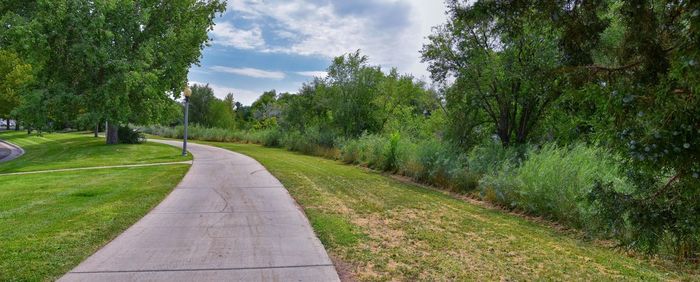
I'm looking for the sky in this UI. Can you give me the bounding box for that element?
[187,0,448,105]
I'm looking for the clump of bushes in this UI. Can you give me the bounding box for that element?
[118,126,146,144]
[479,144,630,230]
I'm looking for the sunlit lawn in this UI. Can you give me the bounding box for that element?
[0,131,190,173]
[0,132,190,281]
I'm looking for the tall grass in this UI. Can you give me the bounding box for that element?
[479,144,630,230]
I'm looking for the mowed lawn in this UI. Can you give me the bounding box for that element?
[0,131,190,173]
[0,132,190,281]
[205,141,699,281]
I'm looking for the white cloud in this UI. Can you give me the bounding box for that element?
[295,71,327,78]
[189,81,261,105]
[214,0,448,78]
[211,22,265,49]
[194,0,449,104]
[210,66,286,79]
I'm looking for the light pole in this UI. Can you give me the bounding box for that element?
[182,86,192,156]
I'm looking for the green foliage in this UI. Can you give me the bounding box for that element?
[480,144,630,230]
[1,0,226,142]
[188,84,217,126]
[422,1,566,147]
[0,49,32,120]
[383,132,401,171]
[580,1,700,258]
[117,126,145,144]
[258,128,283,147]
[185,84,237,129]
[275,51,438,141]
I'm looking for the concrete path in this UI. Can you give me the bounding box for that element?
[0,139,24,163]
[61,140,339,282]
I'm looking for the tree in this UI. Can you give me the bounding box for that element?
[583,0,700,258]
[422,1,567,147]
[0,49,32,129]
[250,90,281,129]
[188,84,217,126]
[325,51,384,137]
[1,0,225,144]
[208,93,236,129]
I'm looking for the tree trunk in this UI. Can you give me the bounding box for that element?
[94,122,99,137]
[5,119,9,130]
[14,119,19,131]
[106,122,119,144]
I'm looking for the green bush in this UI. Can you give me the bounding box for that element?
[383,133,401,171]
[479,144,630,230]
[259,128,283,147]
[466,141,524,175]
[340,138,361,164]
[118,126,146,144]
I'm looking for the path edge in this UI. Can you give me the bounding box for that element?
[0,139,25,162]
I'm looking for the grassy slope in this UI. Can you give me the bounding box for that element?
[0,131,191,173]
[0,132,190,281]
[205,141,697,281]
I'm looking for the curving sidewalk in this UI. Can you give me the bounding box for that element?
[60,140,339,281]
[0,139,24,163]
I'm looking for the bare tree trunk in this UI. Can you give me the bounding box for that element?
[15,120,20,131]
[5,119,9,130]
[106,121,119,144]
[94,122,99,137]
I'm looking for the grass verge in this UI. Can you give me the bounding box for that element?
[0,131,190,173]
[203,141,698,281]
[0,132,190,281]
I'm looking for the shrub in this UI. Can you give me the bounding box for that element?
[479,144,630,230]
[383,132,401,171]
[260,128,283,147]
[412,140,463,187]
[340,138,361,164]
[466,141,524,175]
[118,126,146,144]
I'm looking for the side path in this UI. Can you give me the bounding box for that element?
[0,139,24,163]
[61,140,340,281]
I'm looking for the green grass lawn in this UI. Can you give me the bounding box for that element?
[0,131,191,173]
[0,132,190,281]
[204,141,699,281]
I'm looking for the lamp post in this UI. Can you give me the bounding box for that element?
[182,86,192,156]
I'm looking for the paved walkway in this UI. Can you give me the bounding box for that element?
[61,140,339,281]
[0,139,24,163]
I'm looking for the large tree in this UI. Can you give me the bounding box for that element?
[422,1,561,147]
[585,0,700,257]
[421,0,609,147]
[0,50,32,129]
[1,0,225,143]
